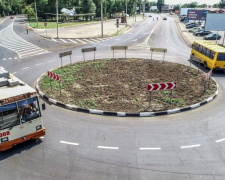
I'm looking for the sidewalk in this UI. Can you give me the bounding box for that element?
[36,15,147,39]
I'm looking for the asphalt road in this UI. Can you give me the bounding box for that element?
[0,15,225,180]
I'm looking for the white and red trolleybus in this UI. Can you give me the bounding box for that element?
[0,67,45,151]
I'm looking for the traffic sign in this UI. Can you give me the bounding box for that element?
[147,82,176,91]
[47,71,61,82]
[44,22,47,26]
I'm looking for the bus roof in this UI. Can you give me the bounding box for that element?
[194,40,225,53]
[0,67,36,105]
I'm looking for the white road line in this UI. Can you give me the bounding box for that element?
[83,39,94,43]
[139,147,161,150]
[8,58,12,60]
[48,60,55,62]
[90,38,100,43]
[68,39,77,43]
[181,144,200,149]
[60,39,67,43]
[216,138,225,143]
[97,146,119,150]
[76,39,87,43]
[35,63,43,66]
[51,38,57,42]
[60,141,79,146]
[3,58,6,60]
[12,72,17,74]
[14,57,18,59]
[22,67,29,70]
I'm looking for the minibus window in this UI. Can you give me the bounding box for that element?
[217,53,225,61]
[210,51,215,60]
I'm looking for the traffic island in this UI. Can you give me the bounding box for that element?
[36,58,218,116]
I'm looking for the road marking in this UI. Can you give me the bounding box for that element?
[76,39,87,43]
[216,138,225,143]
[140,147,161,150]
[12,72,17,74]
[35,63,43,66]
[14,57,18,59]
[3,58,6,60]
[22,67,29,70]
[48,60,55,62]
[90,38,100,43]
[8,58,12,60]
[60,141,79,146]
[181,144,200,149]
[51,38,57,42]
[68,39,77,43]
[97,146,119,150]
[83,39,94,43]
[60,39,67,43]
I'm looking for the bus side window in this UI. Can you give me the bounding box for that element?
[210,51,215,60]
[202,47,207,55]
[199,46,203,53]
[206,49,211,58]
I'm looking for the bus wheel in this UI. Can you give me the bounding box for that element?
[204,61,207,69]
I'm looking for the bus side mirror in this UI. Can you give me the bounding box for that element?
[192,44,194,48]
[42,103,46,110]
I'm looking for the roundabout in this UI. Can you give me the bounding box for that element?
[1,14,225,180]
[37,58,218,116]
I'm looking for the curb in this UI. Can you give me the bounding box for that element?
[175,19,192,48]
[36,76,219,117]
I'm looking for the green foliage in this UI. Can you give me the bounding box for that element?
[160,97,183,104]
[76,99,97,109]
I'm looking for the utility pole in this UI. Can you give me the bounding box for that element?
[56,0,59,38]
[126,0,127,27]
[101,0,103,37]
[34,0,38,28]
[143,1,145,19]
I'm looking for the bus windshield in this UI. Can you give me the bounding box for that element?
[18,97,41,123]
[0,103,19,130]
[217,53,225,61]
[0,97,41,130]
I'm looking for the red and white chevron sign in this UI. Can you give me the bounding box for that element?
[147,82,177,91]
[47,71,61,82]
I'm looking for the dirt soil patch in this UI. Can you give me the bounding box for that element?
[38,58,217,113]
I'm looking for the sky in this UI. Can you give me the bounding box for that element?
[164,0,220,5]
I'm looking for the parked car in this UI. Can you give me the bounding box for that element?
[194,30,212,36]
[163,16,167,20]
[10,16,14,19]
[185,23,197,27]
[203,33,221,40]
[186,24,198,29]
[188,27,201,32]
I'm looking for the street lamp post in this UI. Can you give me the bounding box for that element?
[101,0,103,37]
[56,0,59,38]
[34,0,38,28]
[126,0,127,27]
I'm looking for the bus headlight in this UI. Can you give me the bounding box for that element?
[1,137,9,143]
[36,125,42,130]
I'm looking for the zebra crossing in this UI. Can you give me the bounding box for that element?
[46,37,113,44]
[130,42,150,50]
[0,23,49,59]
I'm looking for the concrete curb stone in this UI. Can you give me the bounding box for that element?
[36,75,219,117]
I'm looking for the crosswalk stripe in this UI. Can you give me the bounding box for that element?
[51,38,57,42]
[90,38,100,43]
[68,39,77,43]
[60,39,67,43]
[75,39,87,43]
